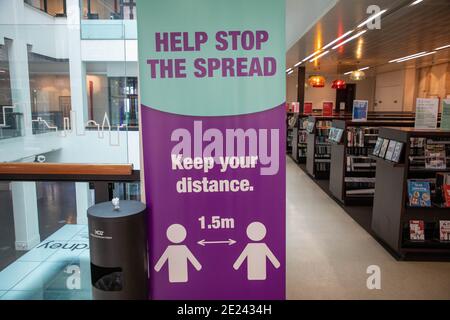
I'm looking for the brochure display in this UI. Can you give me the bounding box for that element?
[136,0,285,300]
[415,98,439,129]
[352,100,368,122]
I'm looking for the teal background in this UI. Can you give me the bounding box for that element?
[136,0,285,117]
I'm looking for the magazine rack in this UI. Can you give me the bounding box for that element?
[329,120,415,205]
[371,127,450,259]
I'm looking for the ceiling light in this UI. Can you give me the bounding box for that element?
[286,68,293,73]
[410,0,424,6]
[302,50,322,62]
[332,30,367,50]
[350,70,366,81]
[358,67,370,71]
[435,44,450,51]
[344,71,353,75]
[287,70,294,75]
[308,75,326,88]
[389,51,427,63]
[309,50,330,62]
[395,51,436,63]
[357,9,387,28]
[322,30,355,50]
[294,61,302,67]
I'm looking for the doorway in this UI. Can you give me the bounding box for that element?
[336,83,356,112]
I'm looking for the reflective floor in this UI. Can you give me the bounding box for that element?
[0,224,91,300]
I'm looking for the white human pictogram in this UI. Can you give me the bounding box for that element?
[233,222,280,280]
[154,224,202,283]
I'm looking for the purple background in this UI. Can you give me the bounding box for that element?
[141,104,286,300]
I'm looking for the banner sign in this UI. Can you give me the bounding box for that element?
[352,100,369,122]
[304,102,313,115]
[415,98,439,129]
[441,99,450,131]
[136,0,286,300]
[322,102,333,116]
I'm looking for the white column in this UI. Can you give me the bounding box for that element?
[6,38,33,137]
[67,0,88,132]
[11,182,40,251]
[75,182,92,225]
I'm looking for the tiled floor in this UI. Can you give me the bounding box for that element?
[0,225,91,300]
[286,157,450,300]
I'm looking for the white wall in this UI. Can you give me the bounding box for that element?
[86,74,109,122]
[81,40,138,62]
[30,74,71,112]
[355,76,376,111]
[304,77,336,110]
[374,70,405,112]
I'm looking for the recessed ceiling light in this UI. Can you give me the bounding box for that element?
[286,68,293,73]
[435,44,450,51]
[389,51,427,63]
[294,61,302,67]
[309,50,330,63]
[357,9,387,28]
[322,30,355,50]
[358,67,370,71]
[410,0,424,6]
[395,51,436,63]
[332,30,367,50]
[302,50,322,62]
[287,70,294,75]
[344,71,353,75]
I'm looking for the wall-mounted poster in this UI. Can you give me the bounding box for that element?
[415,98,439,129]
[441,99,450,131]
[137,0,285,300]
[322,102,333,116]
[304,102,313,114]
[352,100,368,122]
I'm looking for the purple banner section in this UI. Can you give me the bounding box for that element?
[141,104,286,300]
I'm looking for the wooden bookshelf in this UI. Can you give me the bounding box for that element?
[371,127,450,259]
[329,119,415,205]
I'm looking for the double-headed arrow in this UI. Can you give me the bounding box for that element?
[197,239,237,246]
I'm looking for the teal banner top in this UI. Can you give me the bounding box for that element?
[136,0,285,117]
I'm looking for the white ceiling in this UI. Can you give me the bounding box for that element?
[286,0,337,50]
[286,0,450,76]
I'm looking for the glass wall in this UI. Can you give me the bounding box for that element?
[0,45,22,140]
[81,0,136,20]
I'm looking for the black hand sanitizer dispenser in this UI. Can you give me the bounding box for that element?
[87,200,148,300]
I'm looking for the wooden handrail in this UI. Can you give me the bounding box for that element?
[0,163,133,176]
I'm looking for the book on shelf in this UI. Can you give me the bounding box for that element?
[372,138,384,157]
[379,139,390,159]
[425,143,447,170]
[391,142,404,163]
[440,221,450,242]
[435,173,450,206]
[407,180,432,207]
[444,185,450,208]
[410,220,425,241]
[384,140,397,161]
[346,188,375,196]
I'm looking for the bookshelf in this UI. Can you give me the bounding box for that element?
[371,128,450,258]
[306,115,349,179]
[329,120,415,205]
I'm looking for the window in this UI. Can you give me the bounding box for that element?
[24,0,67,17]
[82,0,136,20]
